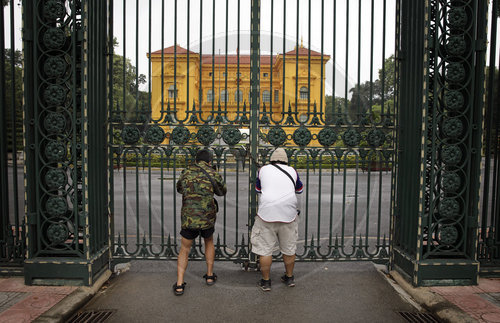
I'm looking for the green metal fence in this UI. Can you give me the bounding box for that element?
[478,0,500,274]
[109,0,398,263]
[393,0,488,286]
[0,0,25,274]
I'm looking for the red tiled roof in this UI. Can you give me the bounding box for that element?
[284,47,329,57]
[201,55,277,65]
[150,45,197,55]
[150,45,329,64]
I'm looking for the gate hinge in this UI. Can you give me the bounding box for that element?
[475,39,487,52]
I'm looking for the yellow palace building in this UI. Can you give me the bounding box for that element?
[148,41,329,139]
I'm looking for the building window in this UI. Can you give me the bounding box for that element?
[220,90,228,103]
[274,90,279,103]
[262,90,271,103]
[300,87,309,100]
[168,85,178,99]
[263,73,268,77]
[207,89,214,103]
[235,90,243,102]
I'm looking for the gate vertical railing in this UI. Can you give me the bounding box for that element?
[109,0,398,263]
[478,0,500,273]
[23,0,110,286]
[249,0,261,264]
[393,0,488,286]
[0,1,25,274]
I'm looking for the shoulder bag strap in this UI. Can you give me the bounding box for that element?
[271,164,296,188]
[195,164,223,196]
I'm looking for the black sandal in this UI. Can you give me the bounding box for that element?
[173,282,186,296]
[203,273,217,286]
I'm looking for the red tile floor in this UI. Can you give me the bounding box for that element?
[432,278,500,323]
[0,277,76,322]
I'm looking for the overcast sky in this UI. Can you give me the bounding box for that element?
[112,0,397,96]
[3,1,500,97]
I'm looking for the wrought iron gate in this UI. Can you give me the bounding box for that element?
[109,0,398,263]
[478,0,500,274]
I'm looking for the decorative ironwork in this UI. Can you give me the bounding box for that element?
[439,225,459,245]
[267,126,287,147]
[222,127,242,146]
[46,223,69,244]
[144,126,165,145]
[292,126,312,147]
[441,172,461,192]
[439,198,460,219]
[45,169,67,189]
[317,127,337,147]
[44,113,66,133]
[107,0,396,265]
[342,129,362,147]
[171,126,190,145]
[196,125,216,146]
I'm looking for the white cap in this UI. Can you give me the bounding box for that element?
[270,148,288,164]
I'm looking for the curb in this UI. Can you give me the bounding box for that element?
[390,270,476,323]
[34,270,112,323]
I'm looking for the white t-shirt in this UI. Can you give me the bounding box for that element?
[255,164,303,223]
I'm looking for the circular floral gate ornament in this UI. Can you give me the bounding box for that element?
[144,125,165,145]
[43,0,66,20]
[442,145,462,165]
[44,85,66,106]
[45,168,67,189]
[439,225,459,245]
[43,28,66,49]
[447,7,467,28]
[44,56,66,78]
[439,198,460,219]
[342,129,362,147]
[46,223,69,244]
[293,126,312,147]
[446,63,466,83]
[317,127,337,147]
[367,129,386,148]
[442,172,461,192]
[446,36,466,56]
[44,112,66,133]
[267,126,287,147]
[171,126,190,145]
[45,141,66,162]
[121,126,140,145]
[444,90,464,111]
[222,127,242,146]
[442,118,464,138]
[45,197,68,217]
[196,125,216,146]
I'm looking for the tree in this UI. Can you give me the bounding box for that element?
[347,56,396,123]
[3,49,23,152]
[111,39,148,122]
[325,95,347,124]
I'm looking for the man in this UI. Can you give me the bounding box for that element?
[251,147,303,291]
[174,149,227,296]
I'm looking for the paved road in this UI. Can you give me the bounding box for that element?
[111,168,393,257]
[78,261,417,323]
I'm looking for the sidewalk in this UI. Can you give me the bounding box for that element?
[0,262,499,322]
